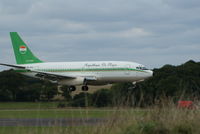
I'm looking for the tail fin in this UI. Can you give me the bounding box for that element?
[10,32,43,64]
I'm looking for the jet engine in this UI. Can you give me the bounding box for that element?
[58,77,85,86]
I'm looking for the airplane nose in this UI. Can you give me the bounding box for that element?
[150,70,153,76]
[147,70,153,77]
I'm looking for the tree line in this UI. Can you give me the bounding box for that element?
[0,60,199,107]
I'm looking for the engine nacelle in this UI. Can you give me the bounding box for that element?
[58,77,85,86]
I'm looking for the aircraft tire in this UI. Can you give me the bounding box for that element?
[82,86,89,91]
[68,86,76,92]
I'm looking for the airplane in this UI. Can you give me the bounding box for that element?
[0,32,153,91]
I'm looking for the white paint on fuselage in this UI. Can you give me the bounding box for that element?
[17,61,153,86]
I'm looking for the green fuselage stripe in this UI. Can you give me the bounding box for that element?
[15,68,146,73]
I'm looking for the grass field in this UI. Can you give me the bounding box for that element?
[0,102,124,118]
[0,102,199,134]
[0,109,120,118]
[0,126,91,134]
[0,102,144,118]
[0,102,59,109]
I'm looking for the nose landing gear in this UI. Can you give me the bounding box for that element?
[129,81,137,89]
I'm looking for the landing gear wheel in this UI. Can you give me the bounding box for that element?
[82,86,89,91]
[68,86,76,92]
[131,82,137,89]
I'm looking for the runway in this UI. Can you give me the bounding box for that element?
[0,118,107,126]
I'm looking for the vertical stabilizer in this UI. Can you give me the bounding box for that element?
[10,32,43,64]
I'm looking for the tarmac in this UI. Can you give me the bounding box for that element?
[0,118,107,126]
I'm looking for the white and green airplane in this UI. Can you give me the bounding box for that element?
[0,32,153,91]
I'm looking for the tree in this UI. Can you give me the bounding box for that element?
[0,70,58,101]
[91,89,112,107]
[0,70,24,101]
[71,93,92,107]
[110,82,135,106]
[40,81,58,101]
[60,85,72,101]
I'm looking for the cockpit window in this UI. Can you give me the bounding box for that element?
[136,67,148,70]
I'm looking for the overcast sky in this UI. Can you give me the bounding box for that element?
[0,0,199,69]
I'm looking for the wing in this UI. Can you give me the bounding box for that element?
[32,70,98,85]
[32,70,97,82]
[31,70,98,85]
[0,63,25,69]
[30,70,76,81]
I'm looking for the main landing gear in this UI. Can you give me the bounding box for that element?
[82,85,89,91]
[68,86,76,92]
[68,85,89,92]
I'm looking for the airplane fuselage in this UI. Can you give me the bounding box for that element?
[15,61,153,86]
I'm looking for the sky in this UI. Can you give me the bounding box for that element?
[0,0,199,69]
